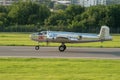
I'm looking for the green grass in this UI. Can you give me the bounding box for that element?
[0,58,120,80]
[0,32,120,47]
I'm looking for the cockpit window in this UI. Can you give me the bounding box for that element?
[38,32,43,35]
[41,31,47,35]
[38,31,47,35]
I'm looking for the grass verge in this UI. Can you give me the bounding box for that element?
[0,58,120,80]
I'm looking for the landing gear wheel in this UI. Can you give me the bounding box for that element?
[59,45,66,52]
[35,46,39,50]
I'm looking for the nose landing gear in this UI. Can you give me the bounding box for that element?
[35,46,39,50]
[35,42,40,50]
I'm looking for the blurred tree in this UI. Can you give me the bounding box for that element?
[8,1,50,25]
[45,10,67,26]
[65,5,85,20]
[54,4,67,10]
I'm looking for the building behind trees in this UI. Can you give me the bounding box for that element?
[0,0,120,7]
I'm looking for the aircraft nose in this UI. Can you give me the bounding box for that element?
[30,33,36,40]
[29,34,33,40]
[30,32,47,41]
[29,34,32,38]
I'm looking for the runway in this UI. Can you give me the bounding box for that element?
[0,46,120,59]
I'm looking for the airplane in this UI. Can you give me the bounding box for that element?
[30,26,112,52]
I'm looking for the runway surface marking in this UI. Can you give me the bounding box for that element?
[0,46,120,59]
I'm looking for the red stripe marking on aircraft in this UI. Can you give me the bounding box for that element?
[39,36,44,40]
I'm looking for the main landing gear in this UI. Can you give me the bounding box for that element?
[59,43,66,52]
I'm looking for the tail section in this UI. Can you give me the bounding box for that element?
[98,26,112,40]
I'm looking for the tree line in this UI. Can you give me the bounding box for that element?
[0,1,120,33]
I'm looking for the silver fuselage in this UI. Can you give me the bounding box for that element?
[30,31,112,43]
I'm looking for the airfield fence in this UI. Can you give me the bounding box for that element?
[1,25,120,33]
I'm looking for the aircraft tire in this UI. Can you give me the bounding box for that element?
[59,45,66,52]
[35,46,39,50]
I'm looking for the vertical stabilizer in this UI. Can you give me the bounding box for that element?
[98,26,112,40]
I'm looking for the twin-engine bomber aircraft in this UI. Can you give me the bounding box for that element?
[30,26,112,52]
